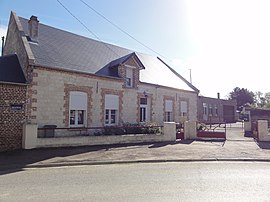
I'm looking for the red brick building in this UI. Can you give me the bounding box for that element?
[0,54,27,151]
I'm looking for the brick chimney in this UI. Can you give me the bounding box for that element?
[28,15,39,42]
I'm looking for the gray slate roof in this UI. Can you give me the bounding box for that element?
[18,16,198,92]
[0,54,27,84]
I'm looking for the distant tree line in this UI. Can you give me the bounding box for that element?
[228,87,270,110]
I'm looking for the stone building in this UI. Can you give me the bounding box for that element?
[3,11,199,139]
[197,95,237,124]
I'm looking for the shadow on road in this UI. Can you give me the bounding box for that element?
[256,141,270,150]
[147,140,192,149]
[0,143,151,175]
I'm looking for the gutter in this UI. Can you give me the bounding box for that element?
[0,81,29,86]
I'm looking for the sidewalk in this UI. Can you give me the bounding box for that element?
[1,123,270,172]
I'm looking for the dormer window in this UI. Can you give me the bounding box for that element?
[126,67,133,87]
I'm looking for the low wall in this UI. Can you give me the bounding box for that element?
[22,122,176,149]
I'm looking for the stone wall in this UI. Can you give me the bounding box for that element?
[23,122,176,149]
[30,67,198,128]
[0,84,27,151]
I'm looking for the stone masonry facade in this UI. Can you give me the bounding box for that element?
[4,11,35,80]
[0,84,27,151]
[30,67,197,130]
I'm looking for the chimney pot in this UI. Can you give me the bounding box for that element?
[217,92,220,99]
[28,15,39,42]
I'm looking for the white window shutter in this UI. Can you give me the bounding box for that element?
[70,91,87,110]
[105,94,119,110]
[180,101,188,113]
[165,100,173,112]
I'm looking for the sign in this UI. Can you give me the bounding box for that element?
[10,104,23,112]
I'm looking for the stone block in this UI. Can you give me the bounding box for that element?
[22,123,38,149]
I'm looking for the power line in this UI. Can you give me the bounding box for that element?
[80,0,169,61]
[56,0,120,57]
[57,0,187,76]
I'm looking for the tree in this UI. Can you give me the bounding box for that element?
[254,91,266,108]
[254,92,270,108]
[264,92,270,108]
[228,87,254,110]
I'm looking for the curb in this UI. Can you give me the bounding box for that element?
[3,158,270,170]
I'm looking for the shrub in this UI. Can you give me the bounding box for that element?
[104,126,125,135]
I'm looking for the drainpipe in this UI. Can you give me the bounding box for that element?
[1,36,4,56]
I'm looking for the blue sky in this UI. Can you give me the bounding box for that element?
[1,0,270,98]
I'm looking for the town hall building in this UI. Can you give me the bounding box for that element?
[2,11,198,139]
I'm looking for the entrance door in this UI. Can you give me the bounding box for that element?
[140,97,149,122]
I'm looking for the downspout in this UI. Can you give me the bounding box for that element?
[1,36,4,56]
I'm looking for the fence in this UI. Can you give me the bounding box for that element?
[196,122,226,139]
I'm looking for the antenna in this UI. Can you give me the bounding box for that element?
[189,69,192,84]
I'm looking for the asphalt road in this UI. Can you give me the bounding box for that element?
[1,162,270,202]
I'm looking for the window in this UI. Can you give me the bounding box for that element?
[214,104,218,116]
[105,109,116,125]
[165,112,172,122]
[69,92,87,127]
[126,68,133,87]
[165,100,173,122]
[203,103,208,116]
[140,107,146,122]
[180,101,188,117]
[105,94,119,125]
[140,98,148,122]
[208,104,213,116]
[126,78,132,87]
[70,110,85,125]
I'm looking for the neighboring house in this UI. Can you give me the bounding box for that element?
[0,54,27,151]
[197,95,237,124]
[3,11,199,135]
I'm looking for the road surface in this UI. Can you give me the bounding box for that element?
[1,162,270,201]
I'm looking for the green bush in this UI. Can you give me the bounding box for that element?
[104,127,125,135]
[94,122,161,136]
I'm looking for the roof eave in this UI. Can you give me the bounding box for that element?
[157,57,200,93]
[140,81,199,94]
[0,81,29,86]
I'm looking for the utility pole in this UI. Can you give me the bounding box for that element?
[189,69,192,84]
